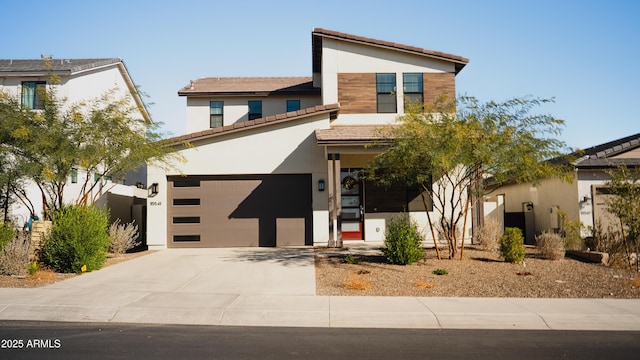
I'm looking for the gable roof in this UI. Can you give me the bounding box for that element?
[0,58,123,75]
[164,103,340,146]
[178,77,319,96]
[574,133,640,168]
[312,28,469,74]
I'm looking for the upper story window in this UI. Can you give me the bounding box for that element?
[21,81,46,110]
[376,73,396,113]
[210,101,224,128]
[287,100,301,112]
[403,73,423,112]
[248,100,262,120]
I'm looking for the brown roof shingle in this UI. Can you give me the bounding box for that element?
[164,103,340,146]
[178,77,319,96]
[315,125,393,145]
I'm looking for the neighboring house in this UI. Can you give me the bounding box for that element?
[0,58,148,231]
[485,133,640,245]
[147,28,469,249]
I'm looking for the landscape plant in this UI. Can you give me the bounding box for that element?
[499,227,526,263]
[366,95,572,259]
[383,213,425,265]
[0,231,30,276]
[474,217,502,252]
[42,205,110,273]
[108,219,140,255]
[0,222,14,251]
[536,231,565,260]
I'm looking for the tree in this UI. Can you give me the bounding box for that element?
[0,62,181,219]
[366,95,572,259]
[604,165,640,271]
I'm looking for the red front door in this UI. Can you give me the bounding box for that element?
[341,169,363,240]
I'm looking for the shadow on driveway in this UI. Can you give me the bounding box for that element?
[224,248,315,267]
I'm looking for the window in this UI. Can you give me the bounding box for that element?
[173,216,201,224]
[21,81,46,109]
[287,100,301,112]
[376,73,396,113]
[71,168,78,184]
[173,198,201,206]
[210,101,224,128]
[403,73,423,112]
[173,235,201,242]
[248,100,262,120]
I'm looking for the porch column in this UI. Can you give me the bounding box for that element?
[327,153,342,247]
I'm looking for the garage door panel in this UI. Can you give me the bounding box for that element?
[167,174,311,248]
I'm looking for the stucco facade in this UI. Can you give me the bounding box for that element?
[148,28,469,249]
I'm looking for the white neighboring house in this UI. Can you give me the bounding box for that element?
[147,28,469,249]
[0,58,148,233]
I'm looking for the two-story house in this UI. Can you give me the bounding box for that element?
[0,58,148,230]
[146,28,469,249]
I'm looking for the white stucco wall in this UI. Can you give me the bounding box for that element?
[320,37,455,125]
[146,114,332,249]
[184,95,322,133]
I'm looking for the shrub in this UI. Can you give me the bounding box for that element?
[42,205,110,273]
[108,219,140,255]
[499,227,525,263]
[383,213,424,265]
[0,222,15,252]
[536,231,565,260]
[432,268,448,275]
[342,254,359,264]
[0,231,30,276]
[343,273,371,290]
[474,218,502,252]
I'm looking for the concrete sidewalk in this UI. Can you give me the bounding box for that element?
[0,247,639,330]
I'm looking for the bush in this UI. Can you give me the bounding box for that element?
[42,205,110,273]
[108,219,140,254]
[0,231,30,276]
[0,222,15,252]
[383,213,424,265]
[432,268,448,275]
[474,218,502,252]
[536,231,565,260]
[499,227,525,263]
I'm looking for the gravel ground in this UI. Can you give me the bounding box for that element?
[315,246,640,298]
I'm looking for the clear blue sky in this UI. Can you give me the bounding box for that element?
[2,0,638,149]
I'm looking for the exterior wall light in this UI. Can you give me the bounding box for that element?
[148,183,159,197]
[318,179,325,192]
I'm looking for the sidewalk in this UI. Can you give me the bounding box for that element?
[0,247,639,331]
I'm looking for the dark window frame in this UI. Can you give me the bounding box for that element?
[376,73,397,113]
[403,73,424,112]
[248,100,262,120]
[286,99,301,112]
[210,101,224,128]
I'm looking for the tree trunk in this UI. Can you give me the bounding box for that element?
[460,197,471,260]
[420,190,441,260]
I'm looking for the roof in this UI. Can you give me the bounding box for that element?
[312,28,469,74]
[0,58,122,75]
[178,77,319,96]
[574,133,640,168]
[164,103,340,146]
[315,125,392,146]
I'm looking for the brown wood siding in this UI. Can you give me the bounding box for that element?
[338,73,377,114]
[424,72,455,107]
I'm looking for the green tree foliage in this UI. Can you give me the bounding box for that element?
[0,58,181,218]
[0,222,14,252]
[42,205,110,273]
[499,227,526,263]
[366,95,572,259]
[605,165,640,270]
[383,213,425,265]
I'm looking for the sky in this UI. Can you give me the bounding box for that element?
[2,0,638,150]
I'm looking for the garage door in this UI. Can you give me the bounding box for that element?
[167,174,312,248]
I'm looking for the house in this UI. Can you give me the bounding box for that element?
[146,28,469,249]
[485,133,640,244]
[0,58,148,231]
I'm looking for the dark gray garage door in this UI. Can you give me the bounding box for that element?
[167,174,312,248]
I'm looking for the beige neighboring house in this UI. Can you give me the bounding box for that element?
[147,28,469,249]
[484,133,640,245]
[0,58,148,235]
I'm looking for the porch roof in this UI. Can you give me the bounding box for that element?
[315,125,392,146]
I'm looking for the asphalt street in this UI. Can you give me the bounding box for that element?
[1,321,639,360]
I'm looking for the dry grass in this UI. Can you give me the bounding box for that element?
[415,280,435,289]
[623,278,640,288]
[343,272,371,290]
[536,232,566,260]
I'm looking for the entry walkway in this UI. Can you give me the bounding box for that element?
[0,248,639,330]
